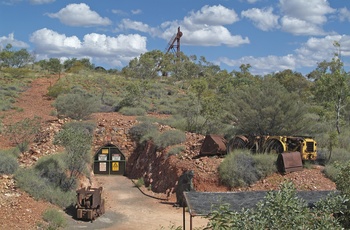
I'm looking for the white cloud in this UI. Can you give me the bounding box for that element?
[131,9,142,15]
[280,16,324,36]
[241,7,279,31]
[112,9,127,16]
[339,7,350,22]
[47,3,112,27]
[188,4,239,26]
[29,28,147,67]
[220,55,296,74]
[0,33,29,48]
[219,34,350,75]
[116,5,249,48]
[30,0,55,4]
[279,0,335,36]
[118,19,161,36]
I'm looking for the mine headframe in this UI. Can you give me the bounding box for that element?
[165,26,183,57]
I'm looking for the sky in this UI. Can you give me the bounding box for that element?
[1,0,350,75]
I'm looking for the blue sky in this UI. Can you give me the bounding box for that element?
[1,0,350,75]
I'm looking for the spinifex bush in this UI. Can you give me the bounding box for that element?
[54,89,100,120]
[154,129,186,149]
[129,121,158,142]
[0,152,18,174]
[15,167,76,208]
[219,150,277,188]
[4,116,41,153]
[42,208,67,229]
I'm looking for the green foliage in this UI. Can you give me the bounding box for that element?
[219,151,277,188]
[231,77,312,135]
[129,121,158,142]
[4,116,41,153]
[119,107,146,116]
[54,88,101,120]
[47,81,71,98]
[167,145,186,156]
[0,44,34,68]
[219,151,259,188]
[42,208,67,229]
[0,152,18,174]
[335,161,350,228]
[205,181,344,230]
[54,121,94,181]
[135,177,144,188]
[15,167,76,208]
[154,129,186,149]
[34,154,75,192]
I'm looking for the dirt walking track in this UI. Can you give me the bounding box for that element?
[66,175,208,230]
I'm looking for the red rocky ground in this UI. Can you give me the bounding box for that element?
[0,76,336,229]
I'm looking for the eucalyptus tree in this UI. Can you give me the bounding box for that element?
[272,69,313,100]
[312,57,350,134]
[230,77,311,135]
[0,44,34,68]
[122,50,164,79]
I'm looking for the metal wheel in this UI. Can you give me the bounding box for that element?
[265,139,284,154]
[227,136,248,153]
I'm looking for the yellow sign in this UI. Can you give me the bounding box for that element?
[112,162,119,171]
[102,149,109,154]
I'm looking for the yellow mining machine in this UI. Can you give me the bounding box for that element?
[198,134,317,172]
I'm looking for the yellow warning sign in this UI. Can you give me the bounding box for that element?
[112,162,119,171]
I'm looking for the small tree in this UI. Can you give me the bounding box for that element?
[54,121,95,189]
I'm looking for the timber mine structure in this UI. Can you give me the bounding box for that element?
[165,26,183,57]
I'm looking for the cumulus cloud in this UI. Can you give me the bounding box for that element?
[117,19,161,36]
[280,16,324,36]
[47,3,112,27]
[0,33,29,48]
[339,7,350,22]
[219,34,350,75]
[29,28,147,67]
[119,5,249,47]
[188,4,239,26]
[241,7,279,31]
[279,0,335,35]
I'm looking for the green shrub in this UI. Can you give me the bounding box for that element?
[219,151,259,188]
[168,145,186,156]
[205,181,344,230]
[47,81,70,98]
[0,152,18,174]
[129,122,158,142]
[15,168,75,208]
[42,208,67,229]
[4,116,41,153]
[135,177,144,188]
[154,129,186,149]
[119,107,146,116]
[334,161,350,228]
[323,164,340,181]
[328,148,350,164]
[54,90,101,120]
[34,154,73,191]
[54,121,94,182]
[253,154,277,178]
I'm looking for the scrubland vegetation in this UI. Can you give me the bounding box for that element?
[2,42,350,228]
